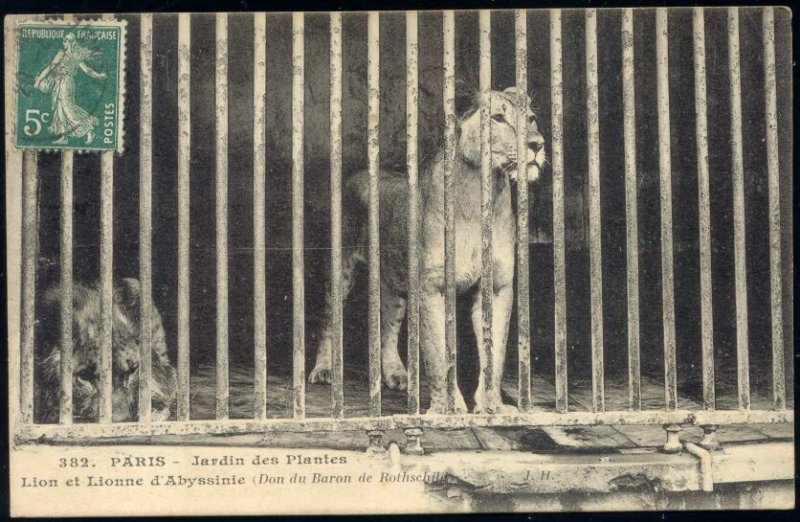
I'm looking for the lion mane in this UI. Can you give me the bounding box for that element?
[35,278,177,423]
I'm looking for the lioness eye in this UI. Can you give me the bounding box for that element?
[491,114,506,123]
[528,115,536,124]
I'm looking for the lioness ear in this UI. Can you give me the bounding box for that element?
[454,80,477,118]
[503,85,533,107]
[503,86,532,107]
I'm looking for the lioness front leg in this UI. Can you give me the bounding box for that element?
[309,253,359,384]
[471,285,518,414]
[309,294,336,384]
[420,288,467,414]
[381,282,408,390]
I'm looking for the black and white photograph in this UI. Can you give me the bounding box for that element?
[5,6,794,516]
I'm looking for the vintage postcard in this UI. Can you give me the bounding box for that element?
[5,8,794,517]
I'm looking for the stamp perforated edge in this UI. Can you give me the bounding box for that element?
[12,16,127,154]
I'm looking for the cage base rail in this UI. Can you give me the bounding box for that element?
[14,409,793,444]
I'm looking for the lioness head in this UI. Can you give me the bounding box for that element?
[457,86,546,183]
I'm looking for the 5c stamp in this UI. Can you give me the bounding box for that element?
[14,19,126,152]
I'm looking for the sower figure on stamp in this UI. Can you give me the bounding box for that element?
[34,33,106,145]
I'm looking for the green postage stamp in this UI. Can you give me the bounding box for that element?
[14,19,126,152]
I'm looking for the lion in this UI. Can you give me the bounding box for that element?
[35,278,177,423]
[309,87,546,414]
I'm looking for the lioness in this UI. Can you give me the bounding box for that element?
[36,278,177,422]
[309,87,545,414]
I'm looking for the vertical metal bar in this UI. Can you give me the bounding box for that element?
[8,14,32,424]
[215,13,230,420]
[443,11,457,414]
[20,151,37,424]
[763,7,786,410]
[693,7,715,411]
[515,9,531,412]
[656,8,677,410]
[406,10,421,415]
[139,13,154,425]
[59,152,73,424]
[292,12,306,419]
[176,12,192,421]
[586,9,604,413]
[479,9,495,411]
[253,13,268,421]
[550,9,568,414]
[367,11,382,418]
[98,13,114,424]
[621,8,641,411]
[99,157,114,423]
[728,7,750,410]
[330,12,345,418]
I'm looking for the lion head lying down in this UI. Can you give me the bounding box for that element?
[310,86,546,414]
[35,278,177,423]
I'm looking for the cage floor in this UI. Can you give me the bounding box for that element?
[182,360,792,453]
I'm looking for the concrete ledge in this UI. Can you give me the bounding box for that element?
[407,450,700,494]
[711,441,794,484]
[402,440,794,495]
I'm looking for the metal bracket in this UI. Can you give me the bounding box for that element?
[404,428,424,455]
[662,424,683,453]
[366,429,385,454]
[698,425,720,451]
[684,441,714,491]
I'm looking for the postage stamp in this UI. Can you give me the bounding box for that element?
[13,19,126,152]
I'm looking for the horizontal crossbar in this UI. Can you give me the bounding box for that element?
[15,409,792,444]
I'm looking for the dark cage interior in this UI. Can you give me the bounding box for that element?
[32,9,792,420]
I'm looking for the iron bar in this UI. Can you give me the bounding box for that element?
[176,13,192,421]
[762,7,786,410]
[550,9,568,413]
[330,12,345,418]
[621,8,641,411]
[656,8,677,410]
[253,13,268,420]
[586,8,604,413]
[515,9,531,412]
[292,12,306,419]
[406,10,421,415]
[693,7,715,411]
[215,13,230,420]
[367,11,382,417]
[139,13,154,424]
[728,7,750,410]
[443,10,457,414]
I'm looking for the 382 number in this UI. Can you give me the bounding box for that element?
[58,457,90,468]
[23,109,50,136]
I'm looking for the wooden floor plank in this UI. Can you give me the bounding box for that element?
[541,425,638,451]
[750,423,794,440]
[186,360,785,452]
[472,427,523,450]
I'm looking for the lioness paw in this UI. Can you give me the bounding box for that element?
[152,406,171,422]
[424,405,446,416]
[308,362,332,384]
[382,363,408,391]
